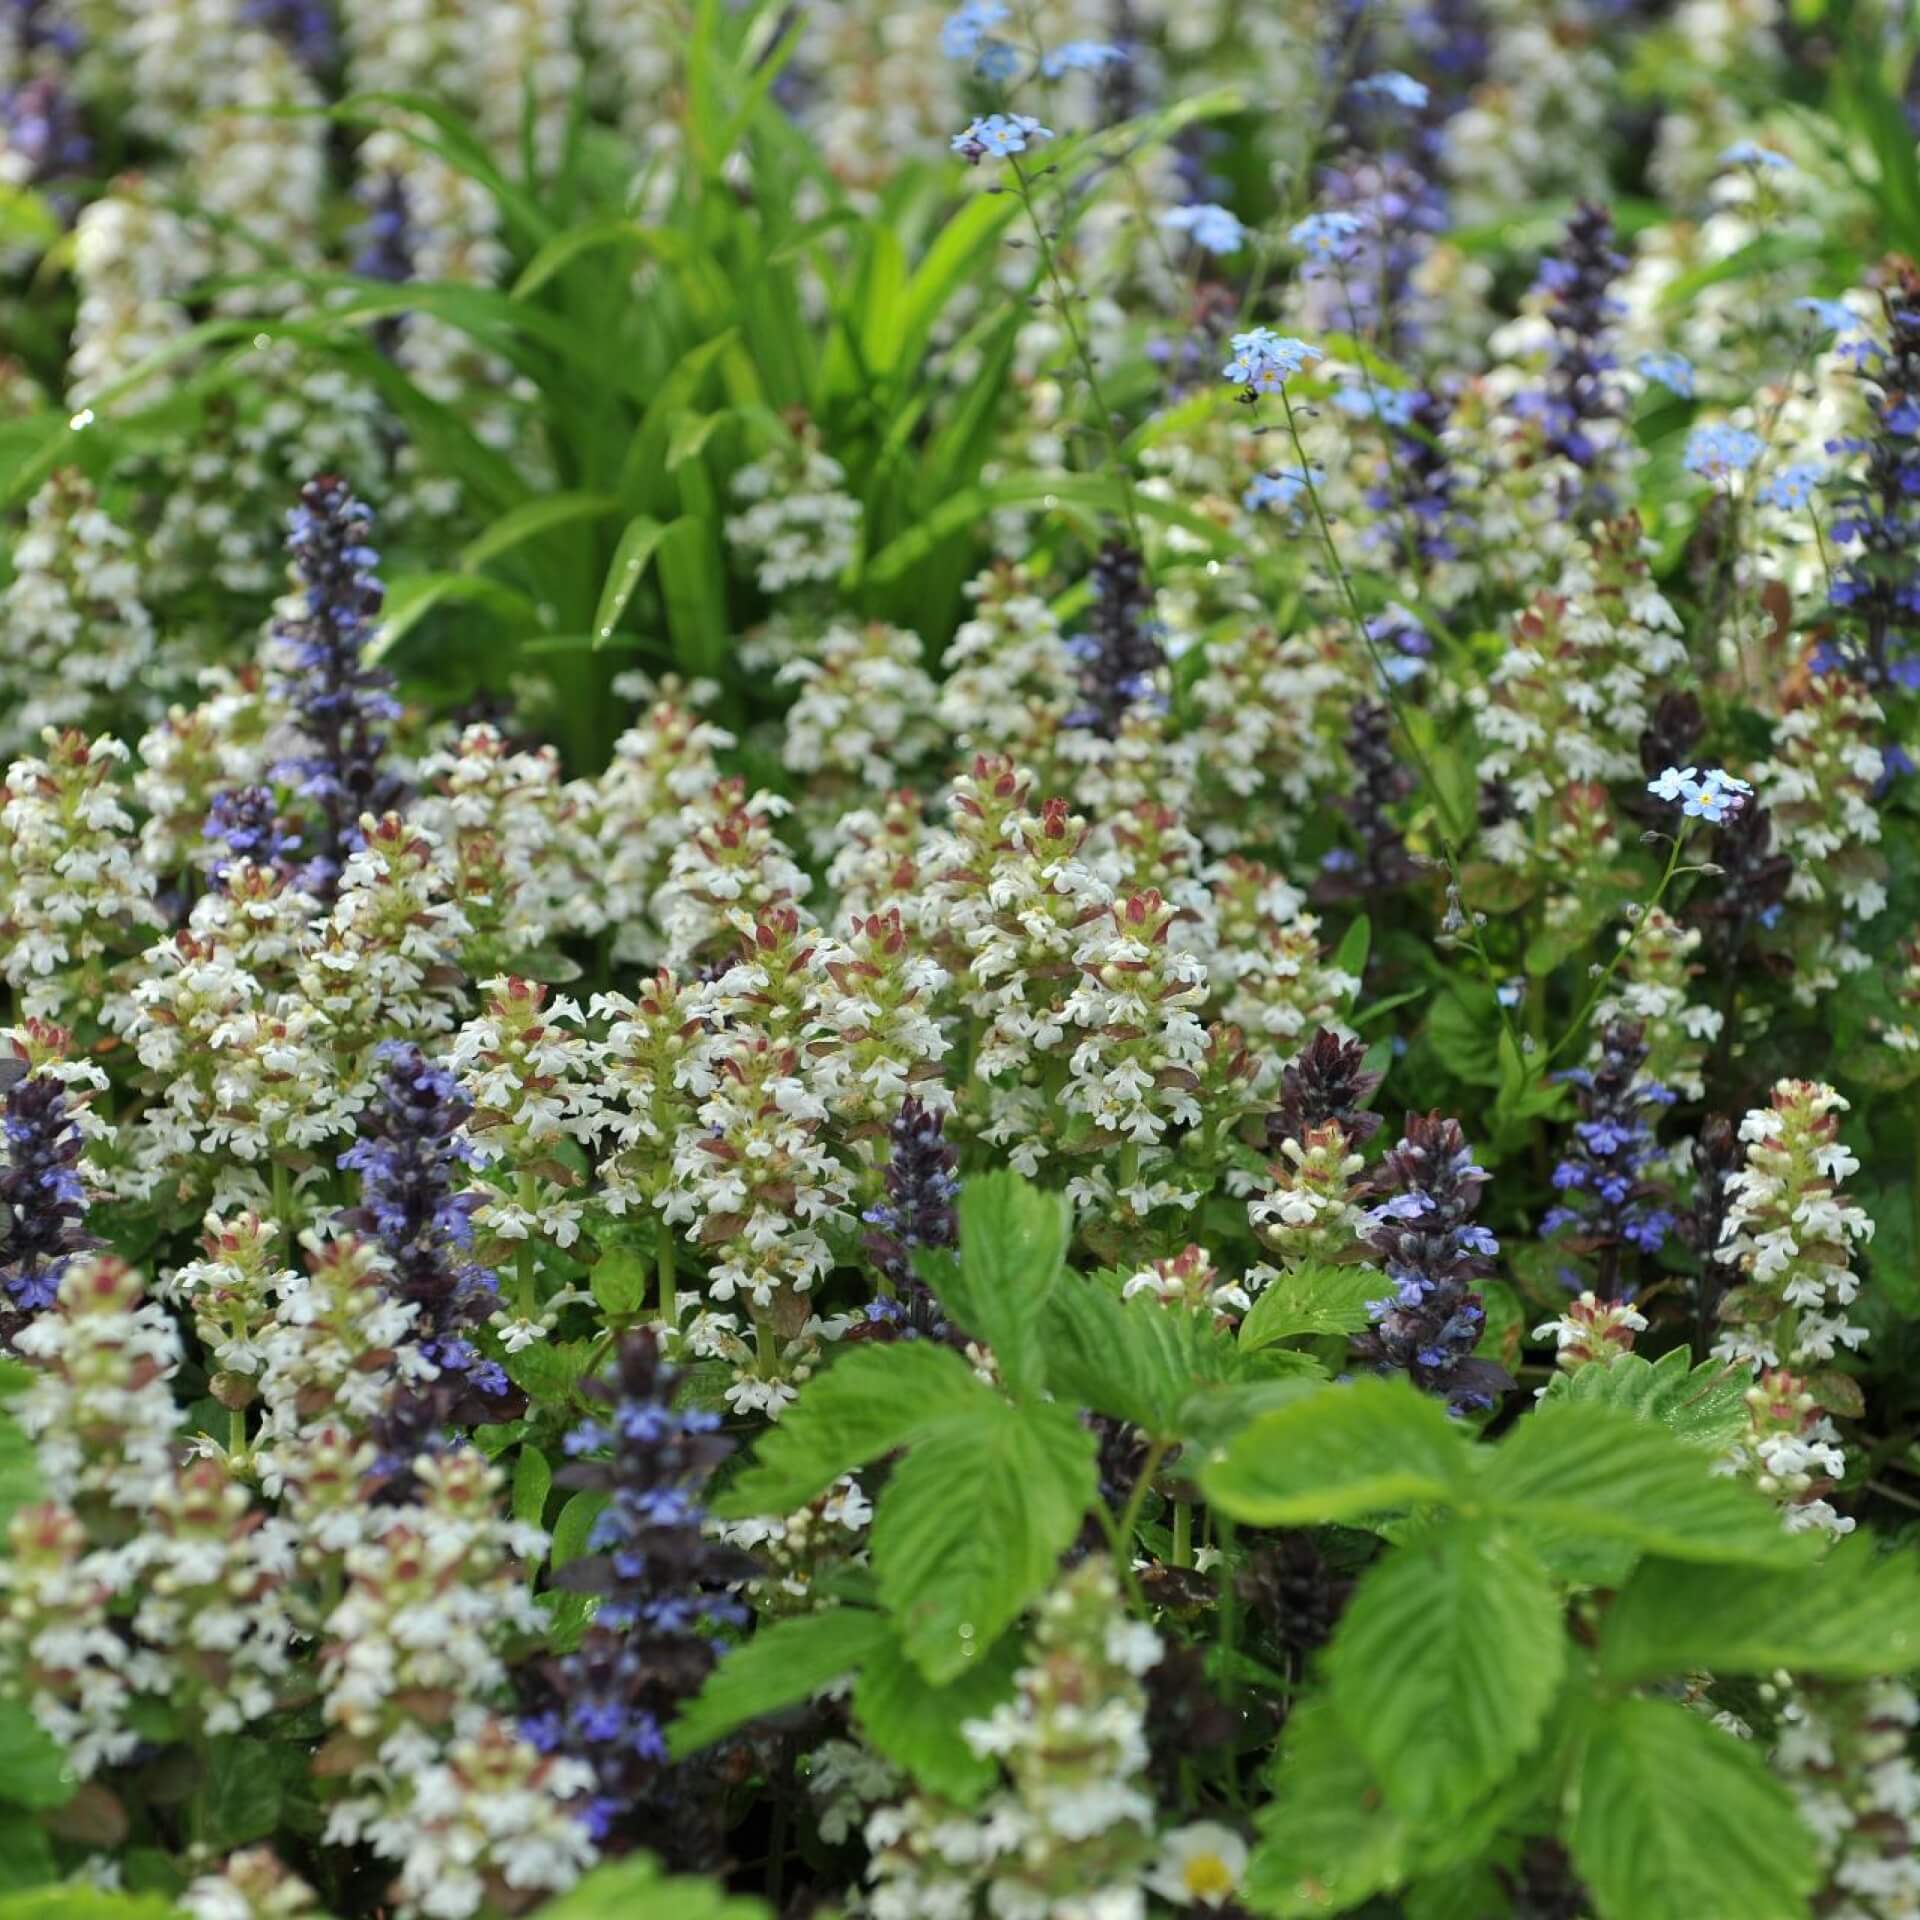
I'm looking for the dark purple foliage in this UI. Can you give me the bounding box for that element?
[1265,1028,1385,1152]
[1065,541,1165,737]
[0,1068,96,1332]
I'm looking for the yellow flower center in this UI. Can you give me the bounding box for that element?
[1183,1853,1235,1899]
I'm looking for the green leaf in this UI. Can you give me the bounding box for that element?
[0,1701,71,1810]
[591,516,669,650]
[0,1405,42,1527]
[1597,1537,1920,1683]
[458,491,619,573]
[669,1607,876,1759]
[1331,913,1371,985]
[1242,1698,1411,1917]
[711,1342,991,1519]
[1199,1377,1472,1528]
[1326,1521,1564,1822]
[0,1893,179,1920]
[512,1445,552,1533]
[1040,1278,1241,1437]
[0,1810,54,1893]
[1538,1347,1752,1450]
[1480,1401,1812,1567]
[1239,1265,1384,1347]
[870,1399,1096,1684]
[929,1171,1072,1400]
[588,1247,650,1320]
[200,1735,288,1851]
[854,1625,1024,1805]
[533,1853,771,1918]
[657,513,730,678]
[550,1490,608,1570]
[367,571,544,664]
[1568,1698,1819,1920]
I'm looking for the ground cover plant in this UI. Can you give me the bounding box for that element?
[7,0,1920,1916]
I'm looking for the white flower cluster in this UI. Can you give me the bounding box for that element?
[864,1560,1163,1920]
[726,434,864,592]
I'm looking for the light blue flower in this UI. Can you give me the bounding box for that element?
[1040,39,1125,76]
[1759,462,1824,511]
[1243,467,1315,512]
[1636,350,1694,398]
[1222,328,1323,394]
[1718,140,1794,172]
[951,113,1053,160]
[1354,71,1429,110]
[1646,765,1751,825]
[1289,210,1367,266]
[1684,423,1764,480]
[1794,296,1862,334]
[1333,384,1419,428]
[1161,202,1247,255]
[974,38,1020,80]
[939,0,1008,59]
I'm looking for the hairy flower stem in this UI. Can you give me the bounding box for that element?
[1542,831,1691,1069]
[1277,384,1519,1052]
[1008,157,1149,565]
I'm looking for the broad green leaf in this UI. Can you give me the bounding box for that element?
[550,1490,608,1570]
[928,1172,1072,1400]
[0,1701,71,1810]
[871,1399,1096,1684]
[1597,1538,1920,1683]
[1331,913,1370,984]
[657,514,730,678]
[1040,1278,1241,1437]
[588,1246,650,1319]
[1569,1698,1818,1920]
[712,1342,991,1520]
[1199,1377,1471,1528]
[533,1854,770,1919]
[1242,1698,1411,1917]
[1480,1401,1812,1567]
[1239,1265,1384,1347]
[1326,1521,1563,1822]
[1539,1347,1751,1450]
[512,1445,552,1533]
[201,1735,290,1851]
[854,1625,1024,1805]
[669,1608,878,1758]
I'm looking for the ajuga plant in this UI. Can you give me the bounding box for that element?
[4,6,1920,1920]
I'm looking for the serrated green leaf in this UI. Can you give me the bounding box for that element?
[1597,1537,1920,1683]
[712,1342,991,1520]
[1199,1377,1472,1528]
[669,1608,877,1759]
[588,1247,649,1320]
[928,1171,1071,1401]
[1239,1265,1384,1347]
[1326,1521,1563,1823]
[0,1701,71,1810]
[854,1625,1023,1805]
[1242,1698,1411,1917]
[1040,1278,1241,1437]
[871,1399,1096,1684]
[1539,1347,1751,1449]
[1569,1698,1818,1920]
[1480,1401,1812,1567]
